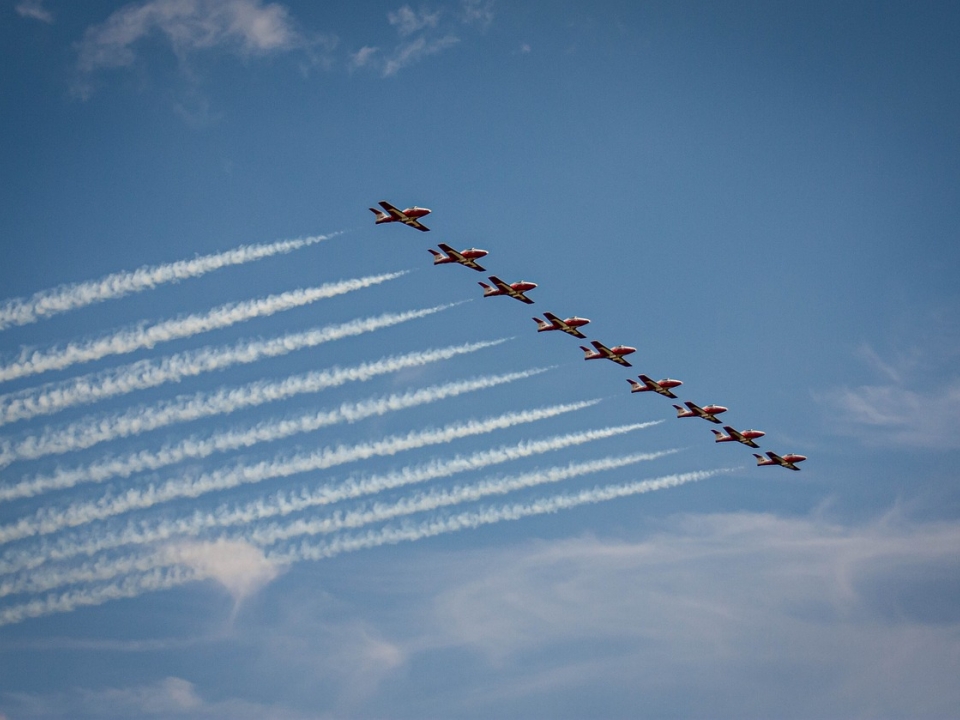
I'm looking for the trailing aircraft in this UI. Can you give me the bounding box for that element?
[672,401,728,423]
[754,451,807,471]
[712,425,765,448]
[580,340,636,367]
[479,276,537,304]
[428,243,488,271]
[533,312,591,338]
[627,374,683,398]
[369,201,431,231]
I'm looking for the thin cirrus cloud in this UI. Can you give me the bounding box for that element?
[350,2,492,77]
[15,0,54,23]
[73,0,316,97]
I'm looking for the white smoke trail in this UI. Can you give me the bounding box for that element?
[0,469,722,627]
[0,399,594,544]
[0,233,337,332]
[0,422,659,576]
[0,366,540,502]
[286,468,727,562]
[0,271,405,384]
[0,338,508,475]
[0,305,455,426]
[0,451,674,598]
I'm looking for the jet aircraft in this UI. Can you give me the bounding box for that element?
[673,401,728,423]
[712,425,765,448]
[369,201,431,231]
[479,276,537,304]
[754,451,807,471]
[580,340,636,367]
[533,312,591,338]
[428,243,488,271]
[627,374,683,398]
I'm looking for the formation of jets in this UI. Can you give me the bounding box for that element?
[374,200,807,471]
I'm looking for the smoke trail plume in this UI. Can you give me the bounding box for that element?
[0,233,336,332]
[0,271,404,383]
[0,397,591,544]
[0,422,658,575]
[0,339,508,475]
[0,451,674,598]
[0,305,455,426]
[0,366,540,501]
[0,469,722,626]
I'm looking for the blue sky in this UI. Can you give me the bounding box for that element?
[1,0,959,717]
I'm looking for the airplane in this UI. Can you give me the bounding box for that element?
[712,425,765,448]
[533,312,591,339]
[754,451,807,471]
[428,243,488,271]
[369,201,431,231]
[672,401,728,423]
[627,374,683,398]
[479,276,537,304]
[580,340,636,367]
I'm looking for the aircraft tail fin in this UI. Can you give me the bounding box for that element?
[479,281,496,297]
[580,346,594,359]
[711,429,725,442]
[369,208,389,223]
[672,404,685,417]
[427,248,444,263]
[533,317,549,331]
[753,453,766,465]
[627,378,642,392]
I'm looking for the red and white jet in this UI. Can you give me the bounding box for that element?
[428,243,488,271]
[672,401,728,423]
[533,312,591,339]
[712,425,765,448]
[369,201,431,232]
[627,374,683,398]
[580,340,636,367]
[479,276,537,304]
[754,451,807,471]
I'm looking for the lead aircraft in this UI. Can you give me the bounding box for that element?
[628,374,683,398]
[712,425,765,448]
[533,312,591,338]
[428,243,488,271]
[479,276,537,304]
[580,340,636,367]
[369,201,431,231]
[673,401,728,423]
[754,451,807,471]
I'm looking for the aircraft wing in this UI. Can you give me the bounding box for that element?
[592,341,631,366]
[489,276,513,293]
[402,217,430,231]
[638,374,674,397]
[685,401,720,422]
[766,451,786,465]
[378,201,404,219]
[438,243,482,269]
[544,312,584,337]
[723,426,758,447]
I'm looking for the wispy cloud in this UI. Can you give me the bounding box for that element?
[351,2,492,78]
[820,344,960,448]
[15,0,53,23]
[0,233,334,333]
[0,421,656,579]
[0,304,453,426]
[0,271,404,385]
[0,396,587,544]
[74,0,311,97]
